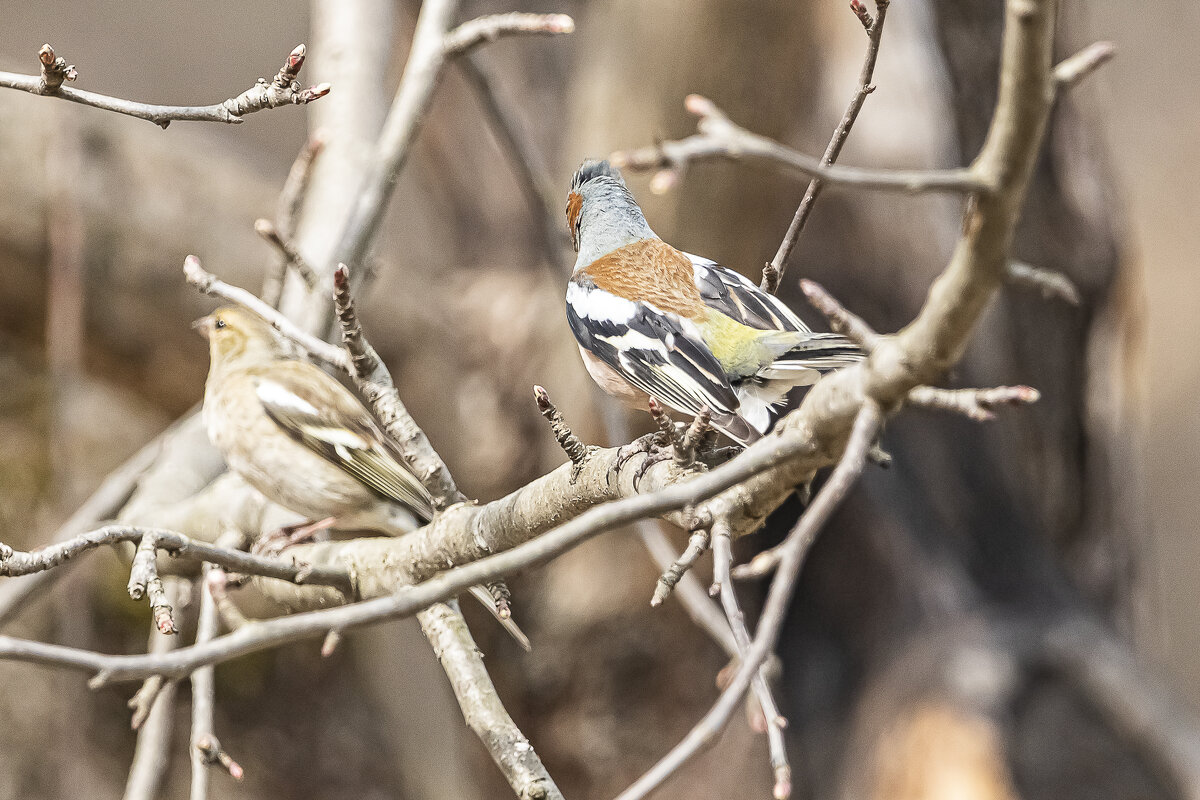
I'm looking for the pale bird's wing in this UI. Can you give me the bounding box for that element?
[253,364,436,521]
[567,279,759,443]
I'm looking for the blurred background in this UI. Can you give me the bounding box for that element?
[0,0,1197,798]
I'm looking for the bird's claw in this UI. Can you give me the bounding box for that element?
[252,516,336,557]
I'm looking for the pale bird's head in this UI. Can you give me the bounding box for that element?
[193,306,284,369]
[566,159,649,255]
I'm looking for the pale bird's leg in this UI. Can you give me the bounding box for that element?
[251,516,337,557]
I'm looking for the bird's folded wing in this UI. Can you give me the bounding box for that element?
[254,369,436,521]
[567,280,740,418]
[686,253,810,333]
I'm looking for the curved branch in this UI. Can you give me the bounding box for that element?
[0,44,328,129]
[610,94,987,195]
[0,524,353,596]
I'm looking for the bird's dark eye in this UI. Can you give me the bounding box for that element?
[214,319,227,330]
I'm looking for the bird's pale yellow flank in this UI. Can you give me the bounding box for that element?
[197,306,529,649]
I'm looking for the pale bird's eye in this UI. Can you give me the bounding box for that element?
[214,319,227,330]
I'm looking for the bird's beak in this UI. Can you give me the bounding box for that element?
[192,315,215,339]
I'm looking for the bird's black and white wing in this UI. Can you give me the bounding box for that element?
[686,253,810,333]
[254,369,436,521]
[566,278,752,429]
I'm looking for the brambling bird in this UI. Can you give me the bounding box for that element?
[564,160,863,445]
[197,306,530,649]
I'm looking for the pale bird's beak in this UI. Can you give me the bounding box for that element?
[191,315,215,339]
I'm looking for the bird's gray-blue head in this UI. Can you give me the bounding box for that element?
[567,159,655,264]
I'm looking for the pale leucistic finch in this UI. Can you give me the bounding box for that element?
[565,160,863,444]
[197,306,529,649]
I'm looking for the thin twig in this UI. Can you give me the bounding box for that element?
[1006,260,1082,305]
[276,133,326,241]
[651,526,712,607]
[534,386,591,472]
[0,44,328,128]
[763,0,891,293]
[191,569,243,800]
[333,264,464,508]
[123,578,188,800]
[1053,41,1116,87]
[255,218,319,289]
[0,523,353,595]
[637,523,739,657]
[712,521,791,800]
[129,533,177,635]
[183,255,349,370]
[458,56,568,266]
[263,134,325,306]
[610,94,987,196]
[907,384,1041,422]
[799,279,880,350]
[442,13,574,57]
[615,403,881,800]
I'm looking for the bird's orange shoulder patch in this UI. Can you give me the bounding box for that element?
[581,239,704,316]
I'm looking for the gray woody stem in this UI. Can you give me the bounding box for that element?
[0,44,328,128]
[615,403,882,800]
[420,601,563,800]
[611,93,986,195]
[122,578,189,800]
[762,0,891,293]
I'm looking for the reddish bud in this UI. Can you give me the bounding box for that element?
[285,44,306,76]
[38,44,55,65]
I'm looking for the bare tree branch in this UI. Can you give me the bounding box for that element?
[799,279,880,350]
[256,218,319,290]
[331,0,574,291]
[458,56,569,265]
[610,94,987,196]
[0,44,329,128]
[442,13,574,57]
[333,264,465,508]
[420,601,564,800]
[762,0,891,293]
[711,521,791,800]
[908,384,1041,422]
[0,524,354,596]
[1053,40,1117,88]
[1005,259,1082,305]
[0,427,813,683]
[191,570,243,800]
[615,403,882,800]
[123,578,188,800]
